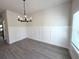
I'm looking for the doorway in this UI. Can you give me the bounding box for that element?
[0,18,5,45]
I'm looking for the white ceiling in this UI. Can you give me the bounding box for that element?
[0,0,71,14]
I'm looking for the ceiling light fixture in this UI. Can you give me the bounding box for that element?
[18,0,32,22]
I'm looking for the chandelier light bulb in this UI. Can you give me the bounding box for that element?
[20,17,23,20]
[18,16,20,21]
[27,18,29,21]
[30,17,32,20]
[18,16,20,18]
[24,15,27,18]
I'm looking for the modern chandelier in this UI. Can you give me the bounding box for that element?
[18,0,32,22]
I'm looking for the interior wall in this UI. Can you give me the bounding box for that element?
[27,2,71,49]
[6,10,27,44]
[70,0,79,59]
[1,1,72,49]
[1,11,9,43]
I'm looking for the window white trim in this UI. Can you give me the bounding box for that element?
[72,42,79,54]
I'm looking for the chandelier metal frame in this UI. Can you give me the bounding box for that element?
[18,0,32,22]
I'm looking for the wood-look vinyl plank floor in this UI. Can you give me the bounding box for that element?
[0,38,71,59]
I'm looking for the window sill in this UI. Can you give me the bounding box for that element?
[72,43,79,55]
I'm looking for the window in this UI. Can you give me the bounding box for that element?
[72,11,79,51]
